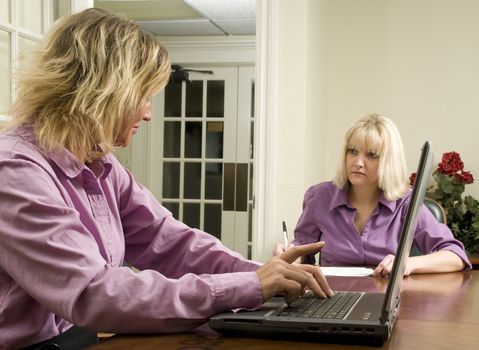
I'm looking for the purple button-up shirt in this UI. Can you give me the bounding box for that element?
[0,127,262,350]
[292,182,471,269]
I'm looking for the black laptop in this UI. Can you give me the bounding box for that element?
[210,141,433,344]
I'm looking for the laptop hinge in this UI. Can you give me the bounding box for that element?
[380,297,400,324]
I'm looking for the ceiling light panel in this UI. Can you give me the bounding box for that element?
[214,19,255,35]
[138,19,226,36]
[184,0,255,21]
[183,0,255,35]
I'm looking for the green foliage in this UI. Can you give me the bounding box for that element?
[426,159,479,253]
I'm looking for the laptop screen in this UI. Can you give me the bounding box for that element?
[380,141,433,323]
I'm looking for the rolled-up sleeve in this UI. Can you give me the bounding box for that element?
[414,206,472,270]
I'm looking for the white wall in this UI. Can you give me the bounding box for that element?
[323,0,479,199]
[270,0,479,255]
[274,0,309,244]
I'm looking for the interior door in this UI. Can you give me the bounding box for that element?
[149,66,255,258]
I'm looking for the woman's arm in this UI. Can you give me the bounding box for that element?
[374,250,466,277]
[112,157,260,275]
[413,205,472,270]
[407,250,466,274]
[290,185,324,264]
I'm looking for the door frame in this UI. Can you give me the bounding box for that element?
[130,2,279,263]
[130,36,256,185]
[129,36,259,253]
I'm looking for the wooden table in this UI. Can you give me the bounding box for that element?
[88,271,479,350]
[468,253,479,269]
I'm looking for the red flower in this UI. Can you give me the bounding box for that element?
[409,172,416,187]
[438,151,464,175]
[455,171,475,185]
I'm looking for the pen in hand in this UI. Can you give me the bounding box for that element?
[282,221,289,250]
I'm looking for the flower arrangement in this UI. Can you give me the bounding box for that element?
[410,151,479,253]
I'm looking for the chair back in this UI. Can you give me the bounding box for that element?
[423,197,447,224]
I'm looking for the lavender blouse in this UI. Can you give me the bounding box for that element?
[0,127,262,349]
[291,182,471,269]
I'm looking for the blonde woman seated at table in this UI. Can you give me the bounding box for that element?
[273,114,471,276]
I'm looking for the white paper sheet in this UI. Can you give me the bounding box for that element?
[320,266,374,277]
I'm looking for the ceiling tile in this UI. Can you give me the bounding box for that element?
[138,19,226,36]
[214,19,256,35]
[184,0,256,20]
[94,0,202,20]
[94,0,256,36]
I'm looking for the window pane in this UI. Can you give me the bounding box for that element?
[17,0,43,34]
[164,80,181,117]
[183,203,200,229]
[204,204,222,239]
[205,162,222,199]
[162,162,180,198]
[206,80,224,118]
[250,120,254,159]
[50,0,70,24]
[18,36,38,69]
[249,163,254,200]
[206,122,223,158]
[251,81,255,117]
[0,0,10,22]
[185,80,202,117]
[0,30,10,115]
[184,122,202,158]
[184,162,201,199]
[163,121,181,158]
[162,202,179,220]
[248,203,253,241]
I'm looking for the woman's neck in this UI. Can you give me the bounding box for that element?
[348,184,381,208]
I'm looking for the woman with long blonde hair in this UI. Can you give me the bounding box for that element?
[274,114,470,276]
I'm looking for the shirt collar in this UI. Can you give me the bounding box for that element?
[329,182,397,213]
[329,184,349,210]
[49,148,113,180]
[16,125,113,179]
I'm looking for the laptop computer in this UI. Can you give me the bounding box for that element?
[210,141,433,345]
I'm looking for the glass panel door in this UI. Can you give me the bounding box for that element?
[150,66,255,258]
[157,67,236,247]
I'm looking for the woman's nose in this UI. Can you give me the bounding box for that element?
[142,100,152,121]
[354,157,365,167]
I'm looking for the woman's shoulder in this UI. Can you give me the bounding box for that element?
[0,127,47,164]
[304,181,338,201]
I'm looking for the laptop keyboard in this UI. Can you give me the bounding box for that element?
[274,291,363,319]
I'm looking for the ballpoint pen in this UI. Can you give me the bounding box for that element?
[282,221,289,250]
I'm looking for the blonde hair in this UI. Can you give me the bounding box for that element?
[332,113,408,200]
[8,8,170,162]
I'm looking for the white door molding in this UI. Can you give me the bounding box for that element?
[252,0,279,262]
[162,37,255,65]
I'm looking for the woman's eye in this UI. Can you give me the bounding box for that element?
[347,147,358,155]
[368,151,379,159]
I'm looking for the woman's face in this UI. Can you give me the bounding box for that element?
[116,98,152,147]
[345,143,380,189]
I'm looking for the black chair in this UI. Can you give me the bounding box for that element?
[423,197,447,224]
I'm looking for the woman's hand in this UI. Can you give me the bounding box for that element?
[272,242,286,256]
[257,242,333,304]
[373,250,465,277]
[272,242,302,263]
[373,254,413,277]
